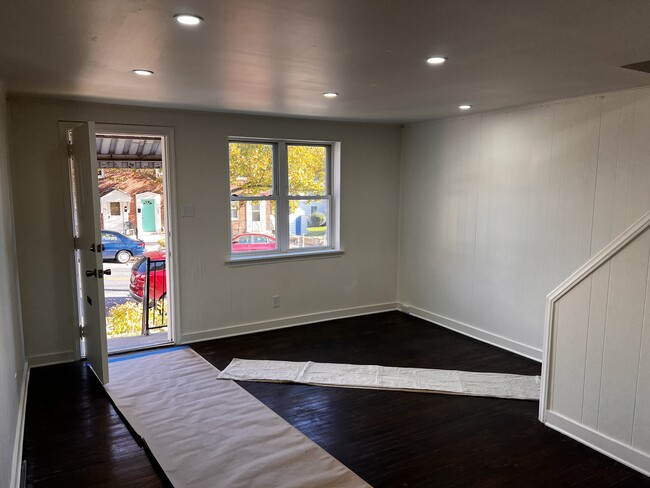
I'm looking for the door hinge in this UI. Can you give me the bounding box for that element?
[67,142,73,157]
[73,237,80,250]
[79,326,84,340]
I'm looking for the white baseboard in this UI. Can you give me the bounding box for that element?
[181,302,400,344]
[545,411,650,478]
[10,361,29,488]
[401,304,543,362]
[28,349,76,367]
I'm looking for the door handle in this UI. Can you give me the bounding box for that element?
[86,269,111,278]
[96,269,111,279]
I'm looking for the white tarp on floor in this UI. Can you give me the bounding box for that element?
[218,359,541,401]
[104,347,371,488]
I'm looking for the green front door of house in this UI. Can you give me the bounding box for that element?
[141,199,156,232]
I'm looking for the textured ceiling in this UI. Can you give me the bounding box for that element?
[2,0,650,122]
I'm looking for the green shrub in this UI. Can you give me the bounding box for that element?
[106,301,142,337]
[106,300,168,337]
[308,211,326,227]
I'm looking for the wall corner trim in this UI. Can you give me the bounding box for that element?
[406,305,543,362]
[10,361,29,488]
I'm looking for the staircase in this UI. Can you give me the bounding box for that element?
[540,209,650,476]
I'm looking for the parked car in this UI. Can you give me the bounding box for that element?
[231,233,277,252]
[129,250,167,302]
[101,230,146,263]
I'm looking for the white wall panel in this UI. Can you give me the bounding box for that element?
[627,89,650,227]
[581,263,610,429]
[550,277,591,421]
[591,93,624,252]
[399,86,650,356]
[633,262,650,453]
[597,232,650,444]
[609,91,636,240]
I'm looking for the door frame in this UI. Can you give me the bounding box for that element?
[59,122,179,359]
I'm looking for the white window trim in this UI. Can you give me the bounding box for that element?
[228,137,341,262]
[226,249,344,266]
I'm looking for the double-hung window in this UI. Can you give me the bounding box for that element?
[229,139,338,258]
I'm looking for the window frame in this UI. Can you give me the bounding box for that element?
[228,137,339,261]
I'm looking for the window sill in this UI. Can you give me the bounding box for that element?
[226,249,344,267]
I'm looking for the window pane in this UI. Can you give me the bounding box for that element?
[229,142,274,197]
[251,201,261,221]
[231,200,277,253]
[289,199,328,249]
[109,202,121,216]
[288,145,327,196]
[230,202,239,220]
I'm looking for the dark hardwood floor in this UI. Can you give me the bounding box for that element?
[23,311,650,487]
[23,359,167,487]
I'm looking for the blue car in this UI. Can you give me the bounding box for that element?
[101,230,146,263]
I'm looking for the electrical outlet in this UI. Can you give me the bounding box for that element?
[272,295,280,308]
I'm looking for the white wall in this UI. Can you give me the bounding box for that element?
[545,222,650,475]
[399,87,650,359]
[0,81,26,488]
[8,97,402,365]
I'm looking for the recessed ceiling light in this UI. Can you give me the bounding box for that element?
[174,14,203,25]
[426,56,447,65]
[323,92,339,98]
[132,69,154,76]
[459,104,472,110]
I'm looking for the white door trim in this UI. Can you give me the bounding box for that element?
[59,122,180,357]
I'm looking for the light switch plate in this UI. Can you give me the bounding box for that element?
[181,204,195,217]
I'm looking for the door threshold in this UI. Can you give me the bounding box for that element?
[108,335,174,355]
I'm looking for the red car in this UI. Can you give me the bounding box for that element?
[231,233,276,252]
[130,250,167,302]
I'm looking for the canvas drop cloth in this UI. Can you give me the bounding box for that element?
[218,358,541,401]
[104,347,371,488]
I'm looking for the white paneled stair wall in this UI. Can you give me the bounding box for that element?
[540,209,650,477]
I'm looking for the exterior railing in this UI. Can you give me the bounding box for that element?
[140,257,168,335]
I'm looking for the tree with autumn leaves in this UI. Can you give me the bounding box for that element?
[229,142,327,214]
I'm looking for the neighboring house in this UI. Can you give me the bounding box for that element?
[99,188,131,234]
[230,199,326,239]
[230,200,274,237]
[98,169,165,237]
